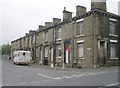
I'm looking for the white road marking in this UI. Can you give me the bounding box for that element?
[78,74,85,77]
[105,82,120,86]
[37,74,52,79]
[52,77,62,80]
[62,76,72,78]
[37,74,42,76]
[72,74,85,77]
[37,70,118,81]
[72,75,80,77]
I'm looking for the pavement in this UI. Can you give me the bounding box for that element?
[31,63,119,72]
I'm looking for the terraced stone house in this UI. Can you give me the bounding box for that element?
[11,0,120,68]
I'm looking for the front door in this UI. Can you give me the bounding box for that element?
[65,44,71,64]
[50,47,54,67]
[40,48,43,64]
[99,41,106,66]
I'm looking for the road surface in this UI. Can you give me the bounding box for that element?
[1,55,119,87]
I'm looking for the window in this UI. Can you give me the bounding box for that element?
[57,45,62,57]
[45,46,49,57]
[110,43,118,58]
[110,22,117,35]
[77,43,84,58]
[77,22,83,35]
[45,31,48,42]
[33,35,35,44]
[36,34,39,45]
[56,27,62,40]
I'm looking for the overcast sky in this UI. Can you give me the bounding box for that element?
[0,0,119,45]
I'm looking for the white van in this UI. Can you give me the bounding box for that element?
[13,50,32,65]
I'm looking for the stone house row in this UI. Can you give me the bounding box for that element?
[11,0,120,68]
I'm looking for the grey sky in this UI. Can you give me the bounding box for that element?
[0,0,119,45]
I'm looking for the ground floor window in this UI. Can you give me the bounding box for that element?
[77,43,84,58]
[44,46,49,57]
[110,43,118,58]
[56,45,62,57]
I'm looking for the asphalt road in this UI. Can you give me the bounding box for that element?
[1,55,120,87]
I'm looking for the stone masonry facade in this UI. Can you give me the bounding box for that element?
[11,0,120,68]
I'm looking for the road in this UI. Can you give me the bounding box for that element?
[1,55,120,87]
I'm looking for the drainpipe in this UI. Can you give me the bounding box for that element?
[70,18,74,68]
[92,13,95,68]
[53,27,56,67]
[34,32,37,63]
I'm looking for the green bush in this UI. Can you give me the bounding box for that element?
[0,43,11,55]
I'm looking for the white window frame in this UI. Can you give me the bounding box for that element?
[76,18,84,22]
[109,21,117,36]
[56,27,62,41]
[45,31,48,42]
[77,21,83,35]
[110,40,118,59]
[109,18,117,22]
[77,42,84,59]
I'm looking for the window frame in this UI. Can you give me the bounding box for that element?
[56,27,62,41]
[77,43,84,59]
[110,42,118,59]
[45,31,48,42]
[57,45,62,58]
[109,21,117,35]
[77,21,83,35]
[44,46,49,57]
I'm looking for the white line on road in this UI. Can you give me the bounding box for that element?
[62,76,73,78]
[52,77,62,80]
[99,82,120,88]
[72,74,85,77]
[37,70,118,81]
[105,82,120,87]
[37,74,52,79]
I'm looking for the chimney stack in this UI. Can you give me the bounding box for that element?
[76,5,86,16]
[45,22,53,28]
[39,25,44,30]
[25,33,29,36]
[63,7,72,21]
[29,30,35,34]
[91,0,107,11]
[53,18,61,25]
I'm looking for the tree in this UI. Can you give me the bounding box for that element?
[0,43,11,55]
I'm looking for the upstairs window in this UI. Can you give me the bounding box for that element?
[45,31,48,42]
[77,22,83,35]
[33,35,36,44]
[110,22,117,35]
[56,27,62,40]
[36,34,39,45]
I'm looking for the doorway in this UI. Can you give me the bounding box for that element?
[98,41,106,66]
